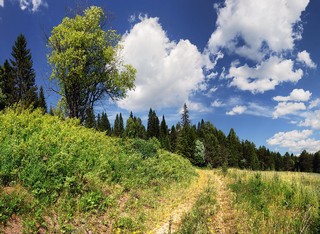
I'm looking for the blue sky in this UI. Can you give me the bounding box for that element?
[1,0,320,155]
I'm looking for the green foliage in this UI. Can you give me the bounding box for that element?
[0,108,195,230]
[194,140,205,166]
[47,6,136,122]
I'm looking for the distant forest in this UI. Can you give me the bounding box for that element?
[1,15,319,174]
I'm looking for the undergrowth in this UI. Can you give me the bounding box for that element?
[0,107,196,232]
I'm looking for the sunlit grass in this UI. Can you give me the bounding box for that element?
[226,169,320,233]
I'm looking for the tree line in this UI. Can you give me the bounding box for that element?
[80,103,320,173]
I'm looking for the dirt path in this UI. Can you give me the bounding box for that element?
[153,170,211,234]
[211,172,236,234]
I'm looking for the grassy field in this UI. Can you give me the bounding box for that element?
[218,168,320,234]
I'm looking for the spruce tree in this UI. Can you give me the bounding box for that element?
[100,112,111,134]
[160,115,170,150]
[11,34,37,107]
[1,60,15,108]
[38,86,47,113]
[181,103,190,127]
[114,114,120,136]
[119,113,124,136]
[85,107,96,128]
[147,108,160,139]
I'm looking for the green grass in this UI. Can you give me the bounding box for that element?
[227,169,320,233]
[0,107,196,232]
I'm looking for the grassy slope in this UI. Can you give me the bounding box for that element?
[0,108,197,233]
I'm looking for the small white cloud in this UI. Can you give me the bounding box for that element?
[16,0,46,11]
[299,110,320,129]
[273,89,312,102]
[309,98,320,109]
[273,102,306,119]
[267,129,320,154]
[246,102,273,118]
[227,56,303,93]
[226,105,247,115]
[118,16,205,111]
[0,0,4,7]
[211,100,224,108]
[297,50,317,68]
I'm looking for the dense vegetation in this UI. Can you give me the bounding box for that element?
[0,108,196,232]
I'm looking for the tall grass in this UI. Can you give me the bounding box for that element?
[0,108,196,232]
[227,169,320,233]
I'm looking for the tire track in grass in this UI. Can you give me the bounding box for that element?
[153,169,211,234]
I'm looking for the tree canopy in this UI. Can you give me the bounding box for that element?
[47,6,136,122]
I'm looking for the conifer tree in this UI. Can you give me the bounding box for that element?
[114,114,120,136]
[84,107,96,128]
[100,112,111,134]
[176,103,197,164]
[119,113,124,136]
[160,115,170,150]
[11,34,37,107]
[38,86,47,113]
[227,128,242,167]
[0,60,15,108]
[147,108,160,139]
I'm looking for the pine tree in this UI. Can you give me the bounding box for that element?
[114,113,124,137]
[227,128,241,167]
[100,112,111,134]
[181,103,190,127]
[0,60,15,108]
[11,34,38,107]
[119,113,124,136]
[176,103,196,164]
[85,107,96,128]
[38,86,47,113]
[160,115,170,150]
[147,108,160,139]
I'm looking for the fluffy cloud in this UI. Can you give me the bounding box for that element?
[208,0,309,61]
[0,0,46,11]
[309,98,320,109]
[297,50,317,68]
[273,89,312,102]
[299,110,320,129]
[227,57,303,93]
[226,105,247,115]
[273,102,306,119]
[117,16,205,111]
[267,129,320,154]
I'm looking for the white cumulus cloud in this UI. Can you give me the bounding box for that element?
[117,16,205,111]
[273,89,312,102]
[267,129,320,154]
[0,0,4,7]
[226,105,247,115]
[273,102,306,119]
[227,57,303,93]
[299,110,320,129]
[297,50,317,68]
[207,0,309,61]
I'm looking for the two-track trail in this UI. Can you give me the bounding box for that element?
[153,170,236,234]
[210,172,237,234]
